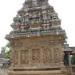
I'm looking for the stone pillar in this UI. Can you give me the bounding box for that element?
[68,52,73,75]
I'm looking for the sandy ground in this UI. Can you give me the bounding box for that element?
[0,68,8,75]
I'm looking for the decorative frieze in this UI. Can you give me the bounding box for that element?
[13,44,64,66]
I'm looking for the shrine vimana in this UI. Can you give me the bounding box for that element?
[6,0,75,75]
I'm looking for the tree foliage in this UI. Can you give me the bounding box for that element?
[1,42,11,59]
[71,55,75,65]
[5,50,11,59]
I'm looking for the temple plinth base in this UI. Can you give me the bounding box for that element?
[8,66,67,75]
[8,70,67,75]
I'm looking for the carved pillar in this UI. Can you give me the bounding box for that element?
[68,53,71,66]
[14,50,18,65]
[68,52,73,75]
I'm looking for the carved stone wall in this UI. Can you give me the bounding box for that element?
[11,35,65,67]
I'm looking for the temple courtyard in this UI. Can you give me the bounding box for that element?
[0,68,8,75]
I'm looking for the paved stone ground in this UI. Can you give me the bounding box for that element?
[0,68,8,75]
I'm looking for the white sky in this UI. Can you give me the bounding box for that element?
[0,0,75,52]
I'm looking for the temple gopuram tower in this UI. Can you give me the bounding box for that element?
[6,0,68,75]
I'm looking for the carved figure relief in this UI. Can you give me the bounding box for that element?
[20,50,29,64]
[32,49,40,64]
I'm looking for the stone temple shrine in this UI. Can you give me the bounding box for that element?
[6,0,75,75]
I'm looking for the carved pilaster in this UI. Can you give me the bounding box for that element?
[14,50,18,66]
[29,49,32,65]
[49,48,53,63]
[18,51,21,65]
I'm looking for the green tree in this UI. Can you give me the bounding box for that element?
[1,42,11,59]
[71,55,75,65]
[5,50,11,59]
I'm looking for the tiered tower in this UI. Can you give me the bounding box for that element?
[6,0,67,75]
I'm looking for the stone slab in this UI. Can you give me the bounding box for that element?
[8,70,67,75]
